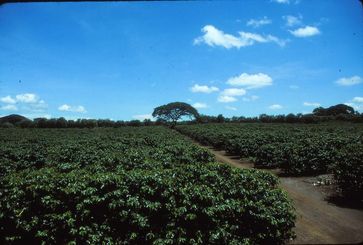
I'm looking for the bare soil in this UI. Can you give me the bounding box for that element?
[193,142,363,244]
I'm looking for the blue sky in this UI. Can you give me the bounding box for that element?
[0,0,362,120]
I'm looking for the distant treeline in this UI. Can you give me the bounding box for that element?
[1,104,362,128]
[0,116,158,128]
[195,112,363,124]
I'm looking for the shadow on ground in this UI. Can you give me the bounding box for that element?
[326,194,363,210]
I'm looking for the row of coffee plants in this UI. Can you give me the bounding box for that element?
[177,123,363,200]
[0,127,295,244]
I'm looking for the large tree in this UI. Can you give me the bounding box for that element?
[152,102,199,127]
[313,104,355,116]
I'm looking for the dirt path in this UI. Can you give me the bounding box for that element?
[193,142,363,244]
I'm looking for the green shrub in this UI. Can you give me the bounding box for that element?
[177,123,362,176]
[0,164,295,244]
[333,144,363,200]
[0,127,296,244]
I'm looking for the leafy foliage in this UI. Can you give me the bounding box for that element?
[152,102,199,127]
[333,144,363,200]
[0,127,295,244]
[177,123,363,200]
[313,104,355,116]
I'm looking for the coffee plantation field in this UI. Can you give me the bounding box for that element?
[0,127,295,244]
[177,123,363,200]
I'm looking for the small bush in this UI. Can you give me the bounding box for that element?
[334,144,363,200]
[0,164,295,244]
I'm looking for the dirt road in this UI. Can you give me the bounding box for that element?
[194,142,363,244]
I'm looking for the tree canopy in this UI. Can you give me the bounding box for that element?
[313,104,355,116]
[152,102,199,127]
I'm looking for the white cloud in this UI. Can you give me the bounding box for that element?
[290,26,320,37]
[218,88,247,103]
[246,17,272,28]
[0,95,16,104]
[352,97,363,103]
[303,102,320,107]
[289,85,299,89]
[221,88,247,97]
[345,102,363,112]
[283,15,302,27]
[194,25,287,49]
[239,32,288,47]
[23,113,52,119]
[30,100,47,109]
[269,104,283,110]
[335,76,362,86]
[225,106,237,111]
[58,104,87,113]
[132,114,153,121]
[218,95,237,103]
[1,93,42,104]
[15,93,39,103]
[58,104,71,111]
[75,106,86,113]
[0,104,18,111]
[272,0,300,4]
[243,95,259,102]
[345,96,363,112]
[190,84,219,93]
[251,95,259,101]
[0,93,48,114]
[227,73,273,89]
[194,25,244,49]
[192,102,208,109]
[265,35,289,47]
[272,0,290,3]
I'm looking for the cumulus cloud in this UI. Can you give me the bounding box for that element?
[30,100,47,109]
[58,104,87,113]
[272,0,290,3]
[221,88,247,97]
[269,104,283,110]
[265,35,289,47]
[58,104,71,111]
[218,95,237,103]
[243,95,259,102]
[132,114,153,121]
[73,106,86,113]
[290,26,320,37]
[194,25,287,49]
[0,93,48,113]
[0,95,16,104]
[0,104,18,111]
[227,73,273,89]
[1,93,40,104]
[345,96,363,112]
[246,17,272,28]
[283,15,302,27]
[194,25,243,49]
[352,97,363,103]
[345,103,363,112]
[217,88,247,103]
[23,113,52,119]
[303,102,320,107]
[335,76,362,86]
[192,102,208,109]
[225,106,237,111]
[15,93,39,103]
[272,0,300,4]
[190,84,219,93]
